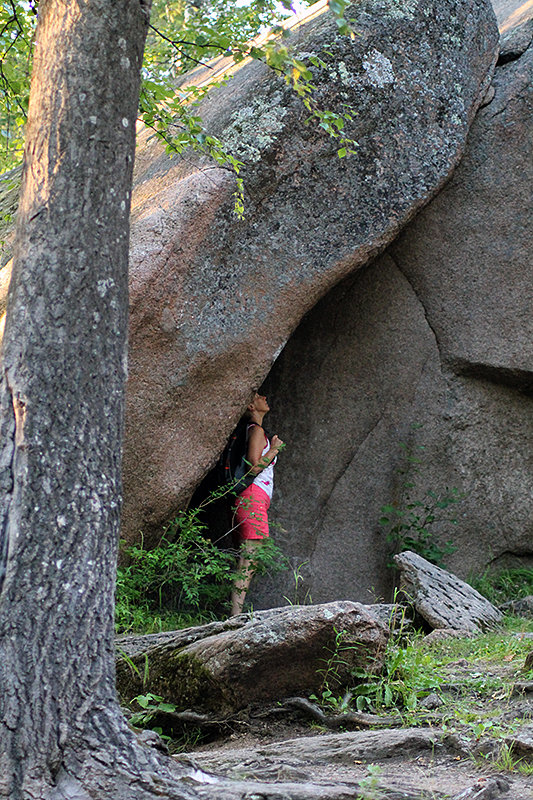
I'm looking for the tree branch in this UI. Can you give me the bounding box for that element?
[148,23,216,69]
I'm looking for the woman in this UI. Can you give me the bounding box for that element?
[231,392,284,616]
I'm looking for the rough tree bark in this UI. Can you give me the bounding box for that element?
[0,1,203,798]
[0,3,405,799]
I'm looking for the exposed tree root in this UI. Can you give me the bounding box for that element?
[46,743,363,800]
[522,649,533,672]
[151,709,227,728]
[283,696,402,729]
[511,680,533,695]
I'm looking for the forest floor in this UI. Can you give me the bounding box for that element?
[170,633,533,800]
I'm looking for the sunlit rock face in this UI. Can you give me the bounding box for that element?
[124,0,498,542]
[254,19,533,607]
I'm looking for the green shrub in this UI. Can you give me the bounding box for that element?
[380,488,461,567]
[379,438,463,567]
[318,618,533,723]
[116,505,288,633]
[116,510,234,630]
[351,633,442,715]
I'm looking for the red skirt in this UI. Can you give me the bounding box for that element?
[233,483,270,541]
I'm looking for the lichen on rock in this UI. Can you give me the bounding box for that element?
[362,49,396,87]
[220,90,289,163]
[380,0,420,20]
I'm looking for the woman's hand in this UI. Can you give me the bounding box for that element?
[271,435,284,451]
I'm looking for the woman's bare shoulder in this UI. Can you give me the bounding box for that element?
[248,423,264,437]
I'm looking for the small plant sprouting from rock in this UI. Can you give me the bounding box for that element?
[379,437,464,567]
[282,560,313,607]
[355,764,383,800]
[309,627,359,712]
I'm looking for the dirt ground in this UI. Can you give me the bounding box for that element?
[173,659,533,800]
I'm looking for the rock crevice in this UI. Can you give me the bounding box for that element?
[388,252,444,367]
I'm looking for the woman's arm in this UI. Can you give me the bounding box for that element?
[247,426,283,475]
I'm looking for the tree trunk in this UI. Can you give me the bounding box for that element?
[0,1,199,797]
[0,4,375,799]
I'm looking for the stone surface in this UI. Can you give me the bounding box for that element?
[0,1,527,609]
[116,617,248,659]
[116,601,388,711]
[501,596,533,619]
[495,0,533,30]
[390,39,533,386]
[249,18,533,607]
[419,692,443,709]
[393,551,503,633]
[499,17,533,62]
[122,0,498,541]
[364,603,412,630]
[177,727,517,799]
[423,628,476,644]
[505,726,533,757]
[450,777,511,800]
[116,603,398,660]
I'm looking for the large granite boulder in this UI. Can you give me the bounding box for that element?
[0,1,525,607]
[123,0,498,540]
[116,601,388,712]
[252,11,532,606]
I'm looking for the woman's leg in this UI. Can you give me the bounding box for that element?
[231,539,264,616]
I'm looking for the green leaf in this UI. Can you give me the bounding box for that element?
[384,684,393,706]
[159,702,176,713]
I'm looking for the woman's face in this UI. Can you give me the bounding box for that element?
[250,392,270,413]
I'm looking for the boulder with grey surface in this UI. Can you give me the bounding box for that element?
[252,4,533,609]
[1,1,529,610]
[116,601,388,712]
[393,551,503,633]
[121,0,498,542]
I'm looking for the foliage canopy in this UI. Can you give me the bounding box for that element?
[1,0,355,176]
